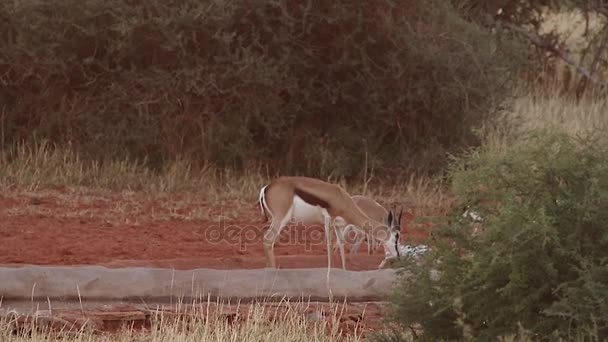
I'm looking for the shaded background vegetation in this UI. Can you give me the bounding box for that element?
[0,0,530,179]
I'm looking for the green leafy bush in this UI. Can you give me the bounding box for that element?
[386,131,608,340]
[0,0,527,178]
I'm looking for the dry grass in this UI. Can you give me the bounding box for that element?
[0,141,266,200]
[483,87,608,154]
[0,140,450,222]
[510,92,608,138]
[0,141,269,222]
[0,299,375,342]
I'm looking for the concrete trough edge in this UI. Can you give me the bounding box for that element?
[0,265,402,302]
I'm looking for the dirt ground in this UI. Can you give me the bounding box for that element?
[0,187,429,270]
[0,187,429,338]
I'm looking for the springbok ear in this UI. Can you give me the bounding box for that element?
[397,207,403,230]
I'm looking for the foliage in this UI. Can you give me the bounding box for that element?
[0,0,526,179]
[386,131,608,340]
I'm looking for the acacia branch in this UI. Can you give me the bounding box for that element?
[578,24,608,95]
[502,22,607,87]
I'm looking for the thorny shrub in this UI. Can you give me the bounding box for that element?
[385,131,608,340]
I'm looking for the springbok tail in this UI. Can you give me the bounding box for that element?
[258,184,270,222]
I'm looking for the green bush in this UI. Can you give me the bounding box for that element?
[386,131,608,340]
[0,0,527,178]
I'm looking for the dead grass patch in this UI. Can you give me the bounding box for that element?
[0,298,383,342]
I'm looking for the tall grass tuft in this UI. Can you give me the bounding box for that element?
[0,140,266,200]
[1,299,366,342]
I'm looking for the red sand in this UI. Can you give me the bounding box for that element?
[0,190,429,270]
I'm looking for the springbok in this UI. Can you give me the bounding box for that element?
[258,176,403,274]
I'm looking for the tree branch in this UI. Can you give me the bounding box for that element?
[577,24,608,96]
[501,22,607,87]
